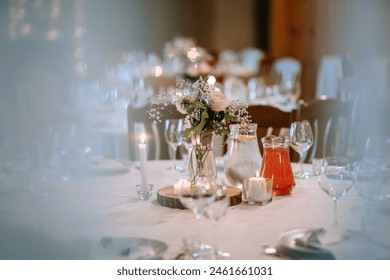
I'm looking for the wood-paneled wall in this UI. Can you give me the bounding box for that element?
[269,0,316,101]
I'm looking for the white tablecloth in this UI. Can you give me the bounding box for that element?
[1,160,389,260]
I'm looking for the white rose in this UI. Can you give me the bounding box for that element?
[208,89,229,112]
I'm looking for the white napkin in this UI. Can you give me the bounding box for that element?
[295,228,390,259]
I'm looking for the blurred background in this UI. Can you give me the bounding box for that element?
[1,0,389,162]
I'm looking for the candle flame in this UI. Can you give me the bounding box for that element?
[154,66,163,77]
[139,132,145,144]
[256,170,260,177]
[207,75,216,86]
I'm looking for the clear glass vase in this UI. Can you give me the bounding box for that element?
[224,123,262,187]
[188,131,217,184]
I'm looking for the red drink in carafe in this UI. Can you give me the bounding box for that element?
[260,136,295,196]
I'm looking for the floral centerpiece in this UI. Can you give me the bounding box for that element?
[148,76,250,182]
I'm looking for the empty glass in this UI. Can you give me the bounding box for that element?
[205,182,231,259]
[178,128,194,177]
[312,157,327,176]
[353,160,390,237]
[318,156,354,243]
[177,177,216,259]
[164,119,183,172]
[289,120,313,179]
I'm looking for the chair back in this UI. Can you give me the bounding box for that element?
[239,47,265,73]
[272,57,302,87]
[127,104,183,160]
[247,105,297,155]
[297,96,348,162]
[315,55,343,98]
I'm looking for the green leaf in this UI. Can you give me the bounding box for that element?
[201,110,209,119]
[186,101,207,113]
[194,113,208,134]
[181,127,193,138]
[225,113,238,121]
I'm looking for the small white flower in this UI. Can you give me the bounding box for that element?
[187,47,200,62]
[176,99,187,114]
[208,89,229,112]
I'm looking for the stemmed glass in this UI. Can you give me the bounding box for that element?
[178,120,193,176]
[164,119,183,172]
[363,135,390,161]
[177,176,216,259]
[318,156,354,243]
[353,160,390,238]
[289,120,314,179]
[204,182,231,259]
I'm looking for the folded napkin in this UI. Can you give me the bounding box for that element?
[294,228,390,259]
[276,228,335,260]
[295,228,340,247]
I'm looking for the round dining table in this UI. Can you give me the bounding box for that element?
[0,158,389,260]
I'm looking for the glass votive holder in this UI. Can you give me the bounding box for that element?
[243,177,273,205]
[136,184,154,200]
[311,158,327,176]
[182,234,202,260]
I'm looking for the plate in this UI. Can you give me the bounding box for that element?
[92,237,168,260]
[86,156,129,175]
[375,196,390,216]
[277,228,335,260]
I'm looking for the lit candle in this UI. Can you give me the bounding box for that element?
[173,178,191,194]
[207,75,216,86]
[154,65,163,77]
[139,133,147,186]
[247,176,266,201]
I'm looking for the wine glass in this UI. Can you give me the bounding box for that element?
[204,182,231,259]
[353,160,390,238]
[363,135,390,161]
[318,156,354,243]
[177,177,216,259]
[289,120,314,179]
[178,120,193,176]
[164,119,183,172]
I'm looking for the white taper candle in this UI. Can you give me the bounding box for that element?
[139,133,147,186]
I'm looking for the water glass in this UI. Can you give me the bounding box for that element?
[136,184,154,200]
[312,158,327,176]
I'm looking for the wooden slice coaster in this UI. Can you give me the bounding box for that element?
[157,185,242,209]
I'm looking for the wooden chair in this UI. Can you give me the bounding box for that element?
[127,104,183,160]
[297,96,349,162]
[272,57,302,88]
[247,105,297,155]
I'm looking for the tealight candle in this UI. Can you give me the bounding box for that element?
[247,176,265,200]
[139,133,147,187]
[173,179,191,194]
[243,176,273,205]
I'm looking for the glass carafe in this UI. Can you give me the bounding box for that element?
[224,123,262,187]
[259,135,295,196]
